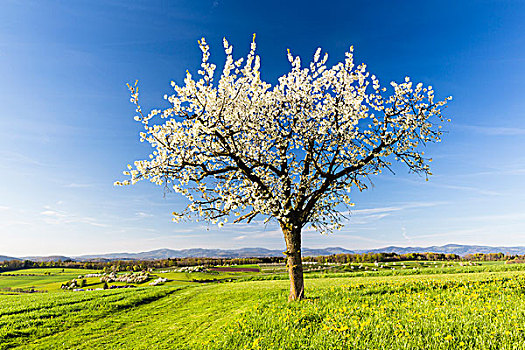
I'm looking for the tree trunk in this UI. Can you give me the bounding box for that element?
[283,226,304,301]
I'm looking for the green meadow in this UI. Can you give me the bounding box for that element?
[0,268,101,292]
[2,263,525,349]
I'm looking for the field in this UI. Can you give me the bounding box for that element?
[2,263,525,349]
[0,268,102,292]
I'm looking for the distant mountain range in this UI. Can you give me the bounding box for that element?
[359,244,525,256]
[21,256,73,263]
[2,244,525,262]
[0,255,19,262]
[74,247,356,261]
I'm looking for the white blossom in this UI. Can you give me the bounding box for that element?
[117,36,451,234]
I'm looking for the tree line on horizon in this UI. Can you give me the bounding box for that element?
[0,252,520,273]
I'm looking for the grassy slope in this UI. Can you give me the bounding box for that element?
[17,282,282,349]
[3,270,525,349]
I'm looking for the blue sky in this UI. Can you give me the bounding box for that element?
[1,0,524,256]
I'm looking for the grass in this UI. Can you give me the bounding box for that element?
[2,264,525,349]
[0,287,180,349]
[218,272,525,349]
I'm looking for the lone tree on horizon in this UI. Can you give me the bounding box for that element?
[117,35,451,301]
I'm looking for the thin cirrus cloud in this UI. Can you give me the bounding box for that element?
[0,151,47,167]
[431,184,503,197]
[401,227,410,241]
[455,166,525,178]
[345,201,447,218]
[446,212,525,224]
[334,202,449,226]
[40,207,109,228]
[454,124,525,136]
[410,228,491,241]
[64,183,93,188]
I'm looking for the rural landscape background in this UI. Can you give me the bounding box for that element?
[1,1,525,349]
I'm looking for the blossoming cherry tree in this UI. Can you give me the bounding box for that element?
[117,36,450,301]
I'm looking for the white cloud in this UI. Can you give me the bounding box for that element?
[40,210,65,217]
[64,183,93,188]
